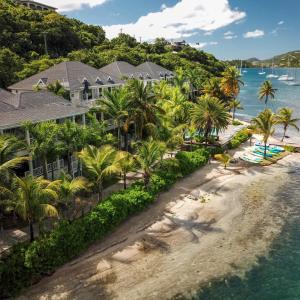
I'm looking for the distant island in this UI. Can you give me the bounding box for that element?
[227,50,300,68]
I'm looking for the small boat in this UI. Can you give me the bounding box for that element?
[266,74,278,78]
[285,81,300,86]
[266,60,279,78]
[278,56,295,81]
[258,65,266,75]
[278,74,295,81]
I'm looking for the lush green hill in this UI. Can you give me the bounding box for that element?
[247,51,300,67]
[262,50,300,67]
[0,0,225,89]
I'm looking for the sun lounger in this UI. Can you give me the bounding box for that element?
[240,154,262,164]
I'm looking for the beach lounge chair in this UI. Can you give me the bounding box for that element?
[240,154,262,164]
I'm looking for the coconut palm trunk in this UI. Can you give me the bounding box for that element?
[117,121,121,150]
[29,220,35,242]
[143,171,150,186]
[42,156,48,179]
[67,152,73,177]
[264,142,267,159]
[123,172,127,189]
[98,181,103,202]
[282,125,287,142]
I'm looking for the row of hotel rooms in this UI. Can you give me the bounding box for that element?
[0,61,174,178]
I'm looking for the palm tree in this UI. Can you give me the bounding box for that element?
[259,80,277,106]
[191,95,230,144]
[78,145,119,202]
[57,172,90,220]
[229,99,243,121]
[0,135,28,179]
[24,121,58,179]
[173,67,190,95]
[126,79,164,139]
[0,135,28,228]
[84,114,115,147]
[214,153,232,169]
[276,107,300,141]
[100,88,131,149]
[135,139,165,186]
[220,66,244,100]
[202,77,223,99]
[115,151,136,189]
[14,175,60,241]
[162,86,191,125]
[57,121,86,176]
[251,109,277,158]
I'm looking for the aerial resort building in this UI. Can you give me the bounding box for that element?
[100,61,174,83]
[2,60,174,179]
[15,0,57,11]
[8,61,123,108]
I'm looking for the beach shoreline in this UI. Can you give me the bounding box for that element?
[18,149,300,300]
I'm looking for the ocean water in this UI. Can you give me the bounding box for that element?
[236,68,300,144]
[195,164,300,300]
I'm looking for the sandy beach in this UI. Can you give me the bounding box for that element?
[18,150,300,300]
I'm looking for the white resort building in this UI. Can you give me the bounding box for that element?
[2,60,174,178]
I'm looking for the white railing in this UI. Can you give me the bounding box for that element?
[25,159,65,178]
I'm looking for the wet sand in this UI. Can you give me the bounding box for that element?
[18,153,300,300]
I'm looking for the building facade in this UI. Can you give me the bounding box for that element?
[9,61,123,108]
[0,89,88,178]
[15,0,57,11]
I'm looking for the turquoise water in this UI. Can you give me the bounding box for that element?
[237,68,300,143]
[195,164,300,300]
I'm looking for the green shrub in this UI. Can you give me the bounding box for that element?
[0,147,210,298]
[232,119,243,126]
[176,148,209,175]
[284,145,296,153]
[228,128,251,149]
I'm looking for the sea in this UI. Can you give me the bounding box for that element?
[195,163,300,300]
[193,68,300,300]
[236,68,300,144]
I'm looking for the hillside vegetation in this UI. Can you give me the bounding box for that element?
[258,50,300,67]
[0,0,225,88]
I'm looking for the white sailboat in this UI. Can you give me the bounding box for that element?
[239,60,243,76]
[278,56,295,81]
[266,59,278,78]
[285,69,300,86]
[258,64,266,75]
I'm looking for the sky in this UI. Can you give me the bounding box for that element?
[41,0,300,60]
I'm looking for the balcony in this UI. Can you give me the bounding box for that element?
[25,158,79,179]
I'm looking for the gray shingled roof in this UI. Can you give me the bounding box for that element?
[99,61,146,80]
[136,62,174,80]
[8,61,123,92]
[0,91,88,130]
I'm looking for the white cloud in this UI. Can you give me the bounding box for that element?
[41,0,107,11]
[104,0,246,40]
[204,31,213,36]
[243,29,264,39]
[189,41,218,49]
[224,31,237,39]
[189,42,208,49]
[224,31,234,36]
[278,20,284,25]
[224,35,237,39]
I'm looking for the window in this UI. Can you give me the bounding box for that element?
[95,77,103,85]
